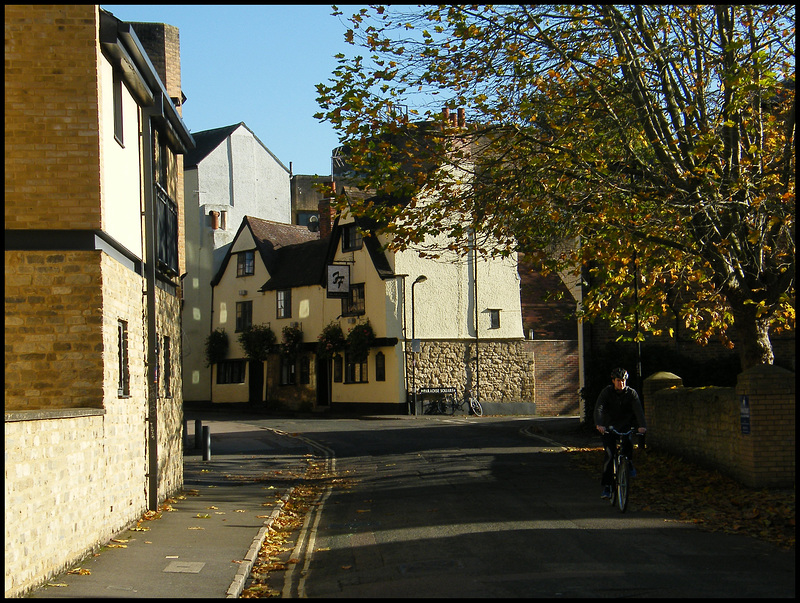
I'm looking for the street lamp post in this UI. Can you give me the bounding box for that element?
[411,275,427,415]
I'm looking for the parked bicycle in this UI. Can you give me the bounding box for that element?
[606,426,636,512]
[421,389,483,416]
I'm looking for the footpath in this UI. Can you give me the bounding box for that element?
[28,415,313,599]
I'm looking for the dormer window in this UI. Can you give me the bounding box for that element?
[237,250,255,277]
[342,223,362,252]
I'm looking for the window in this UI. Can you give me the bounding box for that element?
[117,320,129,397]
[280,356,296,385]
[299,356,310,384]
[113,69,124,146]
[333,355,343,382]
[217,360,246,384]
[375,351,385,381]
[489,309,501,329]
[345,352,368,383]
[237,250,255,277]
[277,289,292,319]
[163,336,171,397]
[236,301,253,332]
[341,283,365,316]
[342,223,363,251]
[155,184,178,276]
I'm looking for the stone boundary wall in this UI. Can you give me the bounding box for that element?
[412,340,535,412]
[4,412,148,597]
[643,365,795,489]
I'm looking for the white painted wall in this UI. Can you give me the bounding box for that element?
[99,56,142,258]
[182,124,291,402]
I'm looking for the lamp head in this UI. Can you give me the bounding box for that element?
[413,275,428,285]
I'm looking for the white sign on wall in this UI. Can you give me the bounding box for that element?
[327,264,350,298]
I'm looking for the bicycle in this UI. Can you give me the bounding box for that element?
[441,390,482,416]
[422,397,447,415]
[605,426,636,512]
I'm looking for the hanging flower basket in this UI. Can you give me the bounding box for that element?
[205,328,229,367]
[317,321,346,360]
[238,324,277,362]
[281,324,304,360]
[346,320,375,363]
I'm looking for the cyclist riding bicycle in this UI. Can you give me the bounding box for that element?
[594,367,647,500]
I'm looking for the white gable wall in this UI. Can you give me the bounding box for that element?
[183,124,291,403]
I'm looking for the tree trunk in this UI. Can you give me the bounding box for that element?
[729,298,775,370]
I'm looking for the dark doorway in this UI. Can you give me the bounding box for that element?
[316,358,330,407]
[249,360,264,404]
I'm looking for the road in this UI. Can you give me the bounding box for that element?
[233,414,795,598]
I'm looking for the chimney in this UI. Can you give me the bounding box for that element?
[457,107,465,127]
[443,107,450,122]
[318,183,334,239]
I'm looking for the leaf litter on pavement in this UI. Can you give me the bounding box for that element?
[241,457,357,598]
[567,443,795,549]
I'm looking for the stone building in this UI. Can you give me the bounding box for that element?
[4,6,193,596]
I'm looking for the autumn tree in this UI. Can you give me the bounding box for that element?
[317,5,795,370]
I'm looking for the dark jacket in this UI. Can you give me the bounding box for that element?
[594,385,646,430]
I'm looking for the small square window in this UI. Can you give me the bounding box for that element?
[489,309,501,329]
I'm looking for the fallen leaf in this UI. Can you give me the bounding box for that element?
[195,513,211,519]
[188,526,205,530]
[68,568,91,575]
[341,565,352,570]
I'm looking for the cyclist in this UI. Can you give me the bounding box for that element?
[594,367,647,499]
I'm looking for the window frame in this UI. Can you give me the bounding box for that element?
[235,300,253,332]
[277,289,292,319]
[117,319,129,397]
[342,223,363,252]
[216,360,246,384]
[280,355,297,385]
[344,352,368,384]
[113,68,124,146]
[341,282,365,317]
[236,250,255,277]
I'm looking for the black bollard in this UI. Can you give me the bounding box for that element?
[194,419,202,449]
[202,425,211,461]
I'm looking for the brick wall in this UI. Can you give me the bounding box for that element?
[530,340,580,416]
[4,5,102,231]
[643,365,794,488]
[5,250,105,410]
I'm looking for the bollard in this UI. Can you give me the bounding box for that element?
[202,425,211,461]
[195,419,202,450]
[183,418,188,448]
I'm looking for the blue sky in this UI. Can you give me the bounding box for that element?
[103,5,357,176]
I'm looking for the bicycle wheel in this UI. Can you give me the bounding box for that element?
[617,457,629,512]
[609,454,618,506]
[469,396,483,416]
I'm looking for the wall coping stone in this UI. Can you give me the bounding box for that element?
[5,408,106,423]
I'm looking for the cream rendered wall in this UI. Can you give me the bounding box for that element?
[393,241,523,340]
[99,56,143,257]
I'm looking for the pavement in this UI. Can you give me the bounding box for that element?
[28,414,317,599]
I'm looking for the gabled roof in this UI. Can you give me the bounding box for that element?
[259,238,331,291]
[211,216,319,286]
[183,123,241,168]
[183,122,289,172]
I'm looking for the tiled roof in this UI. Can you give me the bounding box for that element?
[259,238,331,291]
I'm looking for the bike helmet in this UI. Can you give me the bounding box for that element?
[610,367,629,380]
